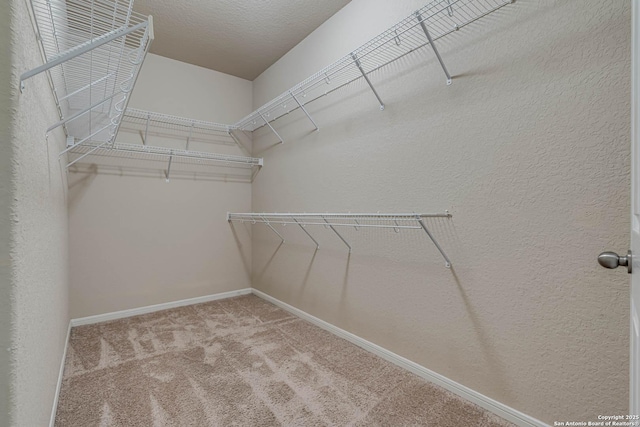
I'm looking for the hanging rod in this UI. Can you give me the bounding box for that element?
[228,212,452,267]
[234,0,514,135]
[23,0,153,156]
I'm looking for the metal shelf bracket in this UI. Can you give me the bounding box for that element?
[290,90,319,131]
[262,215,285,243]
[293,217,320,249]
[258,111,284,144]
[351,53,385,111]
[415,11,452,85]
[322,216,352,253]
[233,1,514,134]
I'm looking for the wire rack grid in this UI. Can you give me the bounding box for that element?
[23,0,153,165]
[118,108,239,147]
[234,0,513,135]
[65,107,261,179]
[68,140,262,182]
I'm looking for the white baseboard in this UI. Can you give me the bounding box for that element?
[251,289,549,427]
[70,288,252,327]
[49,321,71,427]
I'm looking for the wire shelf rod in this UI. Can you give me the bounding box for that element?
[231,220,424,230]
[229,212,450,219]
[228,211,452,266]
[66,141,263,169]
[123,108,236,132]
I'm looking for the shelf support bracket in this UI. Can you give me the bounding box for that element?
[415,11,452,85]
[322,216,352,253]
[416,216,451,268]
[261,215,285,243]
[165,152,173,182]
[446,0,454,17]
[293,217,320,249]
[258,111,283,144]
[186,121,194,150]
[290,90,319,131]
[20,21,148,91]
[143,113,150,145]
[351,53,385,111]
[228,129,251,157]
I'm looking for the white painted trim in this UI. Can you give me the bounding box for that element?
[251,289,549,427]
[49,321,71,427]
[70,288,252,326]
[632,0,640,415]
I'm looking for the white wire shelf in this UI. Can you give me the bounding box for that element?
[234,0,514,141]
[62,107,260,180]
[228,212,452,267]
[120,108,241,149]
[22,0,153,157]
[67,141,262,181]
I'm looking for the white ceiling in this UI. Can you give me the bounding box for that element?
[132,0,351,81]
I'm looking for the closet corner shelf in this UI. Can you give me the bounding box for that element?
[227,212,453,267]
[233,0,514,143]
[21,0,153,164]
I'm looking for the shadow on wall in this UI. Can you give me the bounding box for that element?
[229,221,253,278]
[67,163,98,212]
[449,265,512,403]
[251,0,569,159]
[255,240,285,284]
[246,214,512,401]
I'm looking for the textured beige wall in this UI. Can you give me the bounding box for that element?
[128,53,253,122]
[8,0,70,425]
[68,54,254,318]
[0,1,13,425]
[251,0,631,423]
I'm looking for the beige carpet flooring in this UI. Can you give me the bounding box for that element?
[55,294,515,426]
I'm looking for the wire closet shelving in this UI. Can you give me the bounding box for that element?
[228,212,453,267]
[65,108,263,181]
[21,0,154,167]
[233,0,514,142]
[121,108,241,148]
